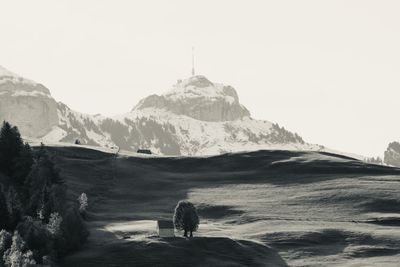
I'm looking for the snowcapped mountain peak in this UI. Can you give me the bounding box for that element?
[134,75,250,122]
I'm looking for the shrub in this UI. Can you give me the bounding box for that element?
[0,230,12,266]
[16,217,51,264]
[3,231,36,267]
[47,213,62,237]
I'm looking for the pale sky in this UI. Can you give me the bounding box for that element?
[1,0,399,157]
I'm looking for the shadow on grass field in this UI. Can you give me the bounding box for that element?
[61,236,288,267]
[45,146,400,266]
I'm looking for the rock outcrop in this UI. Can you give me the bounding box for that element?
[133,76,250,122]
[384,142,400,167]
[0,66,58,137]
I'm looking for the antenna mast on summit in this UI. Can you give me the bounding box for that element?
[191,46,195,76]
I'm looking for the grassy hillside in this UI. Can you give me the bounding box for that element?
[48,146,400,266]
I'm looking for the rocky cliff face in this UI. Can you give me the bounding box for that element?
[384,142,400,167]
[0,66,58,137]
[133,76,250,122]
[0,66,315,155]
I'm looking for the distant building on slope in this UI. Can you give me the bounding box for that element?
[157,220,175,237]
[137,149,152,154]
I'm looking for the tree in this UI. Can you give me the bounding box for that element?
[0,125,88,263]
[6,188,22,230]
[47,213,62,237]
[23,165,46,219]
[78,193,88,214]
[0,230,12,266]
[56,207,88,255]
[0,122,33,184]
[35,150,62,185]
[173,201,199,237]
[12,144,33,185]
[0,187,10,231]
[3,231,36,267]
[16,217,51,264]
[0,122,24,178]
[24,149,64,219]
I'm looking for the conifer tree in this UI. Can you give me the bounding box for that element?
[12,144,33,185]
[0,187,10,231]
[6,188,22,230]
[0,122,23,177]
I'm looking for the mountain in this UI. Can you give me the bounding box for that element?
[0,65,319,155]
[0,66,58,137]
[384,141,400,167]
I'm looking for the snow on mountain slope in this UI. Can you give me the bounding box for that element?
[0,65,321,156]
[39,102,119,149]
[116,106,317,155]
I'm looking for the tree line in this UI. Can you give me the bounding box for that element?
[0,121,88,266]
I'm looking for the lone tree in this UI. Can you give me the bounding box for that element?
[173,201,199,238]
